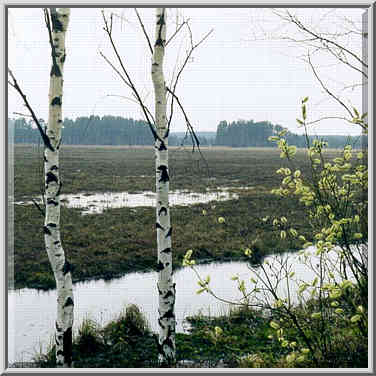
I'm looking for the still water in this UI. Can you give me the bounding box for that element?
[9,245,360,363]
[14,188,240,215]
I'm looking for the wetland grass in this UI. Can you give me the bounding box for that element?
[13,145,339,290]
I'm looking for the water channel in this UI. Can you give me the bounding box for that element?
[9,245,359,364]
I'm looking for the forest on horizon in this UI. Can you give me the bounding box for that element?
[9,115,366,149]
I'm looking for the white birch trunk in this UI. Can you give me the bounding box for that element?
[44,8,74,367]
[151,8,176,367]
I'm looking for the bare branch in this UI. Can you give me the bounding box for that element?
[12,111,33,118]
[167,25,213,131]
[306,116,357,126]
[285,10,367,69]
[134,8,153,54]
[8,68,54,151]
[99,50,132,90]
[101,10,160,142]
[307,53,354,119]
[165,86,210,176]
[165,18,190,46]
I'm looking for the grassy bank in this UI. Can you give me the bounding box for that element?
[32,301,367,368]
[13,145,341,290]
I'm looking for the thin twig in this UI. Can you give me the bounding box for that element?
[134,8,153,54]
[307,53,354,119]
[286,10,367,69]
[167,25,213,131]
[166,86,210,175]
[166,18,190,46]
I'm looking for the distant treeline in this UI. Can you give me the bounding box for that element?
[215,119,367,149]
[9,116,366,149]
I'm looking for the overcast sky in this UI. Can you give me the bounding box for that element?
[8,7,366,135]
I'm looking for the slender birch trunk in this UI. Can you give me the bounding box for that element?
[44,8,74,367]
[151,8,176,367]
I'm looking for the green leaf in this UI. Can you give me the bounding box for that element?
[350,314,362,323]
[302,96,309,103]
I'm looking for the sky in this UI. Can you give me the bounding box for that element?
[7,7,366,135]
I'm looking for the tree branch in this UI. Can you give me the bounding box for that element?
[167,25,213,132]
[134,8,153,55]
[8,68,54,151]
[101,10,161,142]
[307,53,354,119]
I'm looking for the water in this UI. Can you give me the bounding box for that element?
[14,188,240,215]
[9,245,364,363]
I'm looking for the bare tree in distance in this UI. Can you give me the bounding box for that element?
[8,8,74,367]
[100,8,212,366]
[249,8,367,132]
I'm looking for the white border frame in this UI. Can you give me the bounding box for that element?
[1,1,374,374]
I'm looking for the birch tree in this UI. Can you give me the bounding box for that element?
[101,8,212,366]
[9,8,74,368]
[151,8,175,366]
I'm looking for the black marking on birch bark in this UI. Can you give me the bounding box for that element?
[63,327,73,366]
[62,261,72,275]
[156,261,164,271]
[155,11,165,46]
[158,141,167,151]
[158,207,167,216]
[50,63,62,77]
[46,171,58,185]
[44,155,48,162]
[152,62,159,67]
[55,254,62,257]
[47,222,57,228]
[51,165,58,171]
[161,307,175,319]
[158,318,166,330]
[57,181,62,196]
[51,12,64,32]
[54,240,60,245]
[157,165,169,182]
[56,322,62,332]
[51,96,62,106]
[56,138,62,150]
[165,227,172,238]
[43,226,52,235]
[58,119,62,123]
[63,297,74,307]
[60,54,66,64]
[156,222,164,230]
[161,247,171,254]
[56,350,64,357]
[47,198,58,206]
[163,290,174,299]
